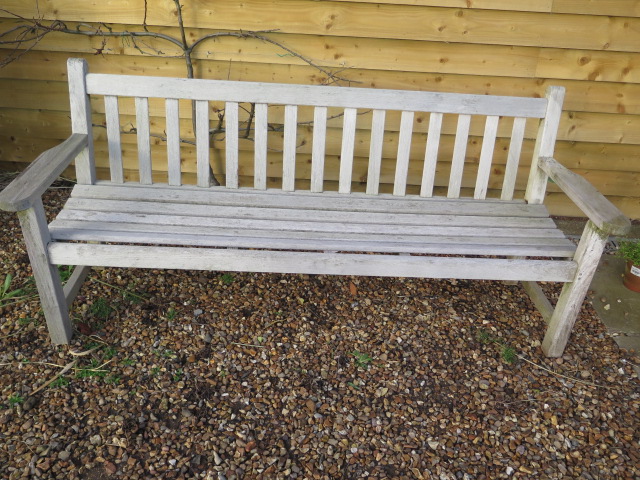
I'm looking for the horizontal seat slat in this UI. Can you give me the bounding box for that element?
[86,75,548,118]
[49,244,577,283]
[50,220,576,257]
[73,184,551,218]
[62,197,559,230]
[53,209,565,238]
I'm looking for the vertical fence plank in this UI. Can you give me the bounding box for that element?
[339,108,358,194]
[283,104,298,192]
[165,98,181,186]
[447,114,471,198]
[253,103,268,190]
[366,109,386,195]
[311,106,327,193]
[225,101,239,189]
[502,117,527,200]
[135,96,152,185]
[474,115,500,199]
[420,112,442,197]
[195,100,210,187]
[104,95,123,183]
[393,110,414,196]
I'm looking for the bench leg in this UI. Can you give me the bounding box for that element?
[17,198,73,344]
[542,221,607,357]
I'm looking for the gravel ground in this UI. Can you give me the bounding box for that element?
[1,179,639,480]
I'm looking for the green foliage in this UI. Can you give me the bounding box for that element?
[501,346,517,364]
[50,377,70,389]
[90,298,113,320]
[618,239,640,265]
[351,350,373,370]
[166,308,177,320]
[8,394,24,406]
[220,273,235,285]
[172,369,184,382]
[121,358,135,366]
[58,265,74,283]
[104,375,120,385]
[76,359,107,379]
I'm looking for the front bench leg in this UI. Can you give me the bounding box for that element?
[542,221,607,357]
[17,198,72,344]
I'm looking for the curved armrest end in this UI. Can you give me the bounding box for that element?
[0,134,87,212]
[538,156,631,237]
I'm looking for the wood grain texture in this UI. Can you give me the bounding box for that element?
[2,1,638,51]
[48,243,577,282]
[0,134,87,212]
[17,199,72,344]
[539,157,630,235]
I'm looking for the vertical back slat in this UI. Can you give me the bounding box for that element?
[253,103,268,190]
[135,96,152,185]
[225,101,239,188]
[393,110,414,196]
[447,114,471,198]
[339,108,358,194]
[501,117,527,200]
[282,104,298,192]
[165,98,181,186]
[67,58,95,184]
[474,115,500,199]
[420,112,443,197]
[366,109,386,195]
[104,95,123,183]
[525,86,565,204]
[311,106,327,193]
[195,100,210,187]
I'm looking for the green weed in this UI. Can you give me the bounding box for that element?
[90,298,112,320]
[351,351,373,370]
[121,358,135,367]
[50,377,69,389]
[76,359,108,379]
[8,394,23,407]
[172,369,184,382]
[166,308,177,320]
[220,273,234,285]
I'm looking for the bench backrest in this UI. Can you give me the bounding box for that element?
[68,58,563,202]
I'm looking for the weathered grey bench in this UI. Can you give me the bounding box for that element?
[0,59,630,357]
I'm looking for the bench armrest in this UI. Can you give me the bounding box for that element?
[538,156,631,236]
[0,134,88,212]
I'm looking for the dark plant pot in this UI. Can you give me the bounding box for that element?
[623,261,640,293]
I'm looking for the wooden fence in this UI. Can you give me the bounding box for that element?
[0,0,638,218]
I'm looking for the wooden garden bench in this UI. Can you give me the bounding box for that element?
[0,59,630,357]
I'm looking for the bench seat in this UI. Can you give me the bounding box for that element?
[44,183,578,282]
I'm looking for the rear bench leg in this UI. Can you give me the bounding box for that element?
[17,198,73,344]
[542,221,607,357]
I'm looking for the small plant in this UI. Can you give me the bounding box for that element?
[90,298,112,320]
[151,366,161,376]
[220,273,235,285]
[104,375,120,385]
[501,345,517,364]
[102,346,117,360]
[50,377,70,388]
[0,274,34,307]
[351,350,373,370]
[617,240,640,265]
[8,394,24,406]
[476,329,492,344]
[76,359,108,379]
[58,265,74,283]
[121,358,135,366]
[166,308,177,320]
[18,316,36,326]
[172,369,184,382]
